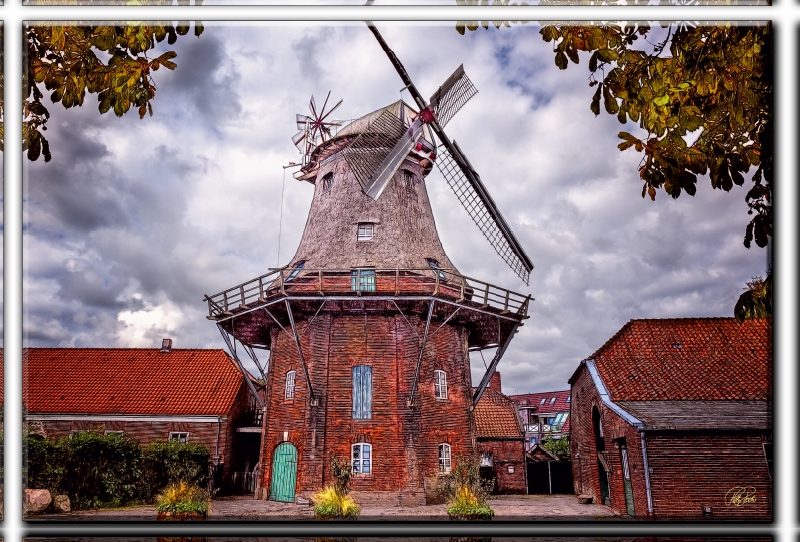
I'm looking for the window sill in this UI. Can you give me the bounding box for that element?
[283,399,295,405]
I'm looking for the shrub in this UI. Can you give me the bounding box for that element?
[157,481,209,516]
[312,486,360,519]
[142,440,212,494]
[329,453,353,497]
[437,454,494,505]
[24,431,212,510]
[446,486,494,520]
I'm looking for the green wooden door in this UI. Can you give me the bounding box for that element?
[620,445,636,516]
[270,442,298,502]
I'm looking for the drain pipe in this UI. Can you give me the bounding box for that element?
[640,431,654,519]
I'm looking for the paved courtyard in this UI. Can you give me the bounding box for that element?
[34,494,618,521]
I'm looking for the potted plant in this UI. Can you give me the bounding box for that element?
[438,455,495,521]
[312,454,360,520]
[156,481,210,521]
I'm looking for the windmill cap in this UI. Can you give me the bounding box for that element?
[332,100,436,151]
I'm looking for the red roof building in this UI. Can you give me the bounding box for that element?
[568,318,772,520]
[510,389,571,452]
[24,345,264,493]
[473,375,527,494]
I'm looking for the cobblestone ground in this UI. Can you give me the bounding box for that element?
[33,494,617,521]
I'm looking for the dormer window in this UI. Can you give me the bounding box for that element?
[550,396,557,405]
[321,173,334,194]
[426,258,446,280]
[286,261,305,282]
[358,223,374,241]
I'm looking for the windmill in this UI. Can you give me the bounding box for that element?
[292,91,343,165]
[341,22,534,285]
[205,25,534,503]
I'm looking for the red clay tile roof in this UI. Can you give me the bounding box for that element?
[509,389,571,414]
[584,318,771,402]
[24,348,245,416]
[474,387,524,439]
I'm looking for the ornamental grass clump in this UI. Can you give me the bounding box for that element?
[312,454,360,520]
[156,481,209,520]
[440,455,495,521]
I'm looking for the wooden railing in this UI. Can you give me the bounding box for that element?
[205,267,530,320]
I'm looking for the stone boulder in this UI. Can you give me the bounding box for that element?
[24,489,52,514]
[577,494,593,504]
[54,494,71,513]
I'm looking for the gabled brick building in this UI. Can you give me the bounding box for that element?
[24,345,264,489]
[474,374,527,494]
[569,318,771,520]
[510,389,571,452]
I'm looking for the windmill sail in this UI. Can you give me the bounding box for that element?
[341,109,407,191]
[434,140,533,285]
[428,64,479,129]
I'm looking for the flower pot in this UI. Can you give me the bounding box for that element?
[157,511,208,521]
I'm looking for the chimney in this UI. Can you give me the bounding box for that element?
[160,338,173,353]
[489,371,502,392]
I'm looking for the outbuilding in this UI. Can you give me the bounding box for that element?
[568,317,771,520]
[24,342,264,493]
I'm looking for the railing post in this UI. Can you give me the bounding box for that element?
[481,283,489,308]
[318,269,323,295]
[240,285,246,307]
[224,291,229,312]
[395,267,399,296]
[433,270,440,296]
[279,269,286,296]
[458,277,466,303]
[504,290,510,312]
[258,277,264,301]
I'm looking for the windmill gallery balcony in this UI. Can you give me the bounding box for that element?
[204,265,530,357]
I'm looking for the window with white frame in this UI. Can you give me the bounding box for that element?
[549,396,557,405]
[352,443,372,474]
[438,443,452,473]
[285,370,296,400]
[352,365,373,419]
[357,223,374,241]
[434,369,448,399]
[169,432,189,443]
[403,169,415,191]
[480,451,493,467]
[539,398,546,405]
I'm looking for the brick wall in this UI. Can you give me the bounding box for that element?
[476,438,526,494]
[259,309,475,499]
[570,364,772,520]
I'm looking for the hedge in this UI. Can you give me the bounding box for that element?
[25,432,211,509]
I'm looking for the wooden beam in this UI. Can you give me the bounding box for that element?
[217,324,265,409]
[472,321,521,408]
[408,300,435,407]
[284,299,316,402]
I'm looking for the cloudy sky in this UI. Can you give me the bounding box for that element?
[21,22,769,394]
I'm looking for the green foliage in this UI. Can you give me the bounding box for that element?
[446,486,495,520]
[312,485,361,519]
[437,454,494,505]
[142,439,212,491]
[735,270,772,321]
[21,22,203,162]
[542,436,571,459]
[457,22,772,253]
[24,431,211,510]
[156,481,209,516]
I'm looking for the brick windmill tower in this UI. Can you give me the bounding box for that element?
[204,24,533,504]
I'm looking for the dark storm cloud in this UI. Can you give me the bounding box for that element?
[158,31,243,125]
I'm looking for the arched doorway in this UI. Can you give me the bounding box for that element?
[269,442,298,502]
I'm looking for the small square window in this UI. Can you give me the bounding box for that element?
[480,452,493,467]
[566,396,571,403]
[169,432,189,443]
[357,223,374,241]
[322,173,334,193]
[426,258,446,280]
[351,269,376,292]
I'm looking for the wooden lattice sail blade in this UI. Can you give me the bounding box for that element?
[341,109,407,191]
[435,143,533,284]
[428,64,479,129]
[363,116,426,200]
